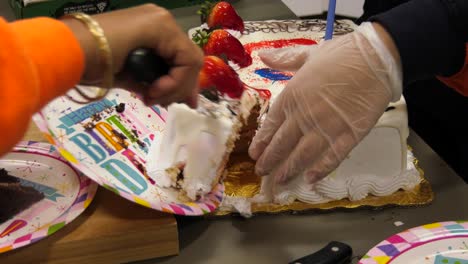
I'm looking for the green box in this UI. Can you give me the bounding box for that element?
[9,0,207,19]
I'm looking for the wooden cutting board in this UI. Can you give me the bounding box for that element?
[1,121,179,264]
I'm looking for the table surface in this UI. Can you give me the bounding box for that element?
[1,1,467,264]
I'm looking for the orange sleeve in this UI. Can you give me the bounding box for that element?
[0,17,85,156]
[437,44,468,97]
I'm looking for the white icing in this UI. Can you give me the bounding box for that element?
[269,150,421,205]
[147,91,264,200]
[219,196,253,217]
[255,97,422,205]
[228,60,241,71]
[226,29,242,39]
[147,97,235,200]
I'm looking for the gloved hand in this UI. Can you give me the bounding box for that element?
[248,22,403,184]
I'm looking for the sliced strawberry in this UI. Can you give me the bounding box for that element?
[198,1,244,32]
[193,29,252,67]
[199,55,245,99]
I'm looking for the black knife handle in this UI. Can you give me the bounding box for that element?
[122,48,170,85]
[289,241,353,264]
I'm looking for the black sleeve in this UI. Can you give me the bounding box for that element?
[367,0,468,85]
[356,0,410,24]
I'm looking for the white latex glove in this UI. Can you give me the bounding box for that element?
[248,22,402,184]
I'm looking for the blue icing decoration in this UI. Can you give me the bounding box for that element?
[434,254,468,264]
[18,178,64,202]
[254,68,293,81]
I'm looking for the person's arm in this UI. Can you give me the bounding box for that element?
[368,0,468,86]
[356,0,410,24]
[0,17,85,156]
[0,4,204,158]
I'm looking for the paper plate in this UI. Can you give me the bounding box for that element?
[32,89,224,216]
[0,141,98,253]
[360,221,468,264]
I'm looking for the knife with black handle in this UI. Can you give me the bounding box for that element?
[289,241,353,264]
[122,48,170,85]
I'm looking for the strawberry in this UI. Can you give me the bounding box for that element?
[193,29,252,67]
[199,55,245,99]
[198,1,244,32]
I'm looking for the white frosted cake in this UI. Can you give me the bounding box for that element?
[251,97,420,207]
[150,18,421,210]
[189,19,421,214]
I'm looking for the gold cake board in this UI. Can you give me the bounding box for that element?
[213,153,433,216]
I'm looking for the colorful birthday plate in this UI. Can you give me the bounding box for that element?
[33,89,224,216]
[0,141,98,253]
[360,221,468,264]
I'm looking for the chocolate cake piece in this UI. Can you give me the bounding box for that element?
[0,168,20,183]
[0,169,45,224]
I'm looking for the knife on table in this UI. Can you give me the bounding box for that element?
[289,241,353,264]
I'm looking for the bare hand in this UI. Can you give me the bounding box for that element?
[62,4,204,107]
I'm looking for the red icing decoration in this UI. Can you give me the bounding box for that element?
[244,38,317,55]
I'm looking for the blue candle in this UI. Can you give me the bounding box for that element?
[324,0,337,40]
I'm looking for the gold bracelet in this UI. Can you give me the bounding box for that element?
[62,12,113,104]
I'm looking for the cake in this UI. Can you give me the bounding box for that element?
[148,2,422,209]
[146,56,268,201]
[251,98,421,206]
[208,18,422,212]
[0,169,45,224]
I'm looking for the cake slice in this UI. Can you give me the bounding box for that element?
[0,169,45,224]
[147,56,268,201]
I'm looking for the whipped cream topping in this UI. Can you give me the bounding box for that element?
[272,150,421,205]
[147,96,236,200]
[219,196,253,217]
[147,90,265,201]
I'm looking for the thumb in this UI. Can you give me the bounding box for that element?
[258,45,313,72]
